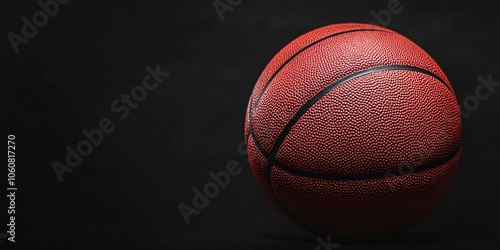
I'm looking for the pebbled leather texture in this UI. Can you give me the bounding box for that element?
[245,23,462,237]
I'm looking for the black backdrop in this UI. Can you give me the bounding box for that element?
[2,0,499,249]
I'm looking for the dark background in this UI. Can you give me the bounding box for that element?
[2,0,499,249]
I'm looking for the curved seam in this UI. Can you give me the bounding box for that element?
[248,50,455,233]
[267,65,452,159]
[272,144,461,180]
[258,65,459,230]
[246,28,391,143]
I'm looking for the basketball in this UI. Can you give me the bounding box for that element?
[245,23,462,238]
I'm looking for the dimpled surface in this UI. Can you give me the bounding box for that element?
[271,149,460,237]
[277,70,461,175]
[245,23,462,237]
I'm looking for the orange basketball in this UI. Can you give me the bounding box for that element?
[245,23,461,238]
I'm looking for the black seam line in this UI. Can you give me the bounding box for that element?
[268,64,451,159]
[251,65,453,173]
[254,63,454,233]
[250,131,269,158]
[249,131,318,233]
[245,28,391,143]
[272,144,461,180]
[251,28,390,113]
